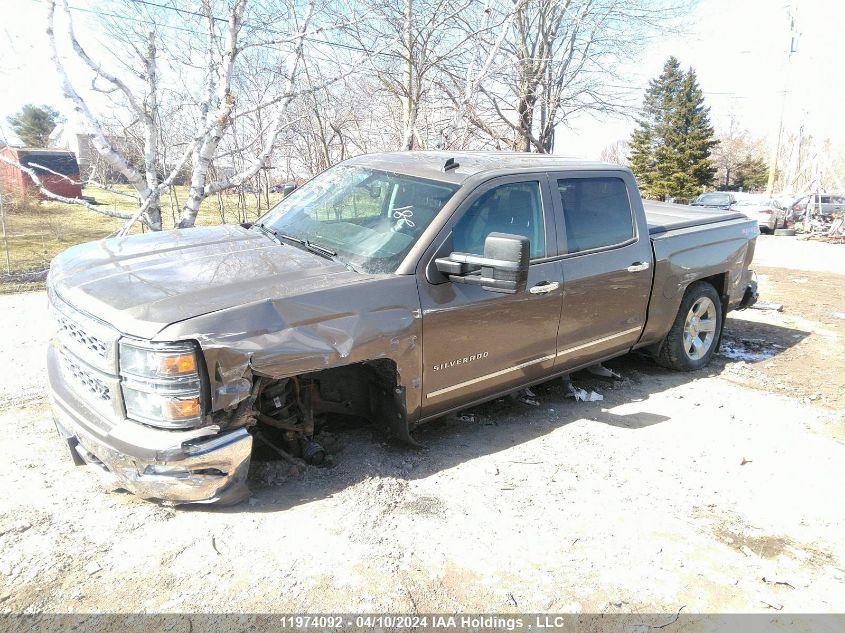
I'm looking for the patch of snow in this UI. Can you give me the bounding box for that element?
[719,338,778,362]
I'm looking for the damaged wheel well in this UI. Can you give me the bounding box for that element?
[700,272,728,302]
[249,359,414,459]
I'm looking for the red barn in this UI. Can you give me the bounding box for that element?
[0,147,83,199]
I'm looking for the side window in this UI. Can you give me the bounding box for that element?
[452,181,545,259]
[557,177,635,253]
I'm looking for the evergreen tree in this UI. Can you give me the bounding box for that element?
[6,104,60,147]
[733,155,769,191]
[629,58,717,200]
[629,57,684,199]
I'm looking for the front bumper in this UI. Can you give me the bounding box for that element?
[47,343,252,505]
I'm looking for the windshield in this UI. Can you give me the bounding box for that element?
[696,193,731,205]
[257,165,459,274]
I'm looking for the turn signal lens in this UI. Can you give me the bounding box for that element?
[119,341,200,380]
[159,353,197,376]
[163,396,201,420]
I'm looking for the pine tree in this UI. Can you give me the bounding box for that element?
[6,104,60,147]
[629,58,717,201]
[733,155,769,191]
[629,57,684,199]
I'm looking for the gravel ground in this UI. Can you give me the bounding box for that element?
[0,235,843,616]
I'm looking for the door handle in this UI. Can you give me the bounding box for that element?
[627,262,650,273]
[529,281,560,294]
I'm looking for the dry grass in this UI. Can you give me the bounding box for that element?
[0,185,282,294]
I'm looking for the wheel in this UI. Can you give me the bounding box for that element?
[657,281,723,371]
[774,228,796,236]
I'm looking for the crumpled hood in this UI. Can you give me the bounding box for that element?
[49,224,373,339]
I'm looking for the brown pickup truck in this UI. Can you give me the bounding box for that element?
[46,152,759,505]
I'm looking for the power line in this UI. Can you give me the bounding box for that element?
[26,0,405,58]
[27,0,757,102]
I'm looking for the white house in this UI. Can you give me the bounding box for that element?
[48,124,96,179]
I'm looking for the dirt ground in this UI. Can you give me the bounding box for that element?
[0,234,843,617]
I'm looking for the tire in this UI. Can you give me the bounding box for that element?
[657,281,723,372]
[774,228,796,236]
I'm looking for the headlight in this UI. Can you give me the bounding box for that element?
[119,340,206,429]
[120,343,198,379]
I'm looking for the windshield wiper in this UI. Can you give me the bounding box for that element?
[304,240,337,258]
[276,232,306,246]
[277,233,337,260]
[253,222,282,245]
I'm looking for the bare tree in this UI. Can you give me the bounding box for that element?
[436,0,525,149]
[712,114,767,190]
[469,0,686,153]
[351,0,503,150]
[43,0,358,232]
[599,139,630,165]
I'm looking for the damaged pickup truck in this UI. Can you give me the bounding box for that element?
[46,152,759,505]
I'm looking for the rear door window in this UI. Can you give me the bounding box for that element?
[557,177,635,253]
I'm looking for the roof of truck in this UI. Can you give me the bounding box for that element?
[644,201,747,234]
[344,153,750,233]
[344,151,624,183]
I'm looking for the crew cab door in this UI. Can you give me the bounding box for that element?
[418,175,563,417]
[550,172,652,368]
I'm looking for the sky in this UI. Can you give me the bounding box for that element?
[1,0,842,160]
[555,0,845,158]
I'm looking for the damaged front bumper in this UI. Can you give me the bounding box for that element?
[47,344,252,505]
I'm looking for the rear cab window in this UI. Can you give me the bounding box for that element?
[557,177,635,254]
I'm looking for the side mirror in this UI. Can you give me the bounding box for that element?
[435,232,529,294]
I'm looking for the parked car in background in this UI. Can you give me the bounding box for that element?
[731,195,786,233]
[271,182,297,197]
[790,193,845,219]
[690,192,737,210]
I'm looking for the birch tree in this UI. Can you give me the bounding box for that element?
[44,0,356,232]
[437,0,524,149]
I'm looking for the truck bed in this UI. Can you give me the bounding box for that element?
[637,200,758,350]
[644,201,746,235]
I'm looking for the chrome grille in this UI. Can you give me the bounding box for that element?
[55,310,108,359]
[60,353,111,403]
[48,285,122,424]
[48,286,119,374]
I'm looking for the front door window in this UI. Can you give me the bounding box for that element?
[452,181,545,259]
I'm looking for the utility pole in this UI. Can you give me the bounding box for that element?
[766,5,798,196]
